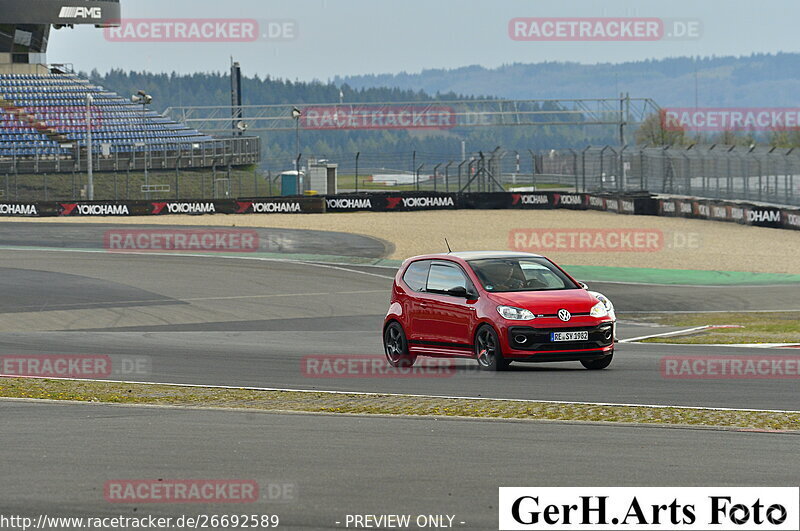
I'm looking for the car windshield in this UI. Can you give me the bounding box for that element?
[469,258,579,293]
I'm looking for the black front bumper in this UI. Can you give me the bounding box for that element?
[507,323,614,360]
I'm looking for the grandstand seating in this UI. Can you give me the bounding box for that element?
[0,72,215,159]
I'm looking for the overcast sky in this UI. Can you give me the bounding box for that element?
[47,0,800,81]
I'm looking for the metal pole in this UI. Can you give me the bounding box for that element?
[433,163,442,192]
[457,160,468,193]
[296,153,302,193]
[581,146,591,192]
[142,102,149,199]
[355,152,360,193]
[295,118,300,164]
[444,161,453,193]
[528,149,536,190]
[566,148,578,192]
[86,95,94,200]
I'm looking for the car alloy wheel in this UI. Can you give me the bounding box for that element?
[475,326,509,371]
[383,322,417,368]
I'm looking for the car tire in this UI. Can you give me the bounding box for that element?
[475,325,509,371]
[383,321,417,368]
[581,352,613,370]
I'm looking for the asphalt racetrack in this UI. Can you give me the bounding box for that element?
[1,222,798,527]
[0,223,797,410]
[2,401,798,530]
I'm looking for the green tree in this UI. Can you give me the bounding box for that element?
[635,113,688,146]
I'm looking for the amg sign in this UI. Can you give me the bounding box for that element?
[59,6,102,19]
[0,0,121,25]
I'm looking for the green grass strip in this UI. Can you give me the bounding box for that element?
[1,378,797,431]
[564,265,800,286]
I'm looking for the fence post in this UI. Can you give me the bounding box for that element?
[457,159,467,193]
[528,149,536,190]
[581,146,590,192]
[599,146,609,192]
[787,150,795,204]
[682,150,691,196]
[355,152,360,193]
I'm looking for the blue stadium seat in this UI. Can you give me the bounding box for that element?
[0,72,212,161]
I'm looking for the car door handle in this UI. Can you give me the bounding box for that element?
[419,302,427,308]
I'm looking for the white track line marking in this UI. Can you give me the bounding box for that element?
[5,246,800,287]
[9,290,388,312]
[2,375,798,414]
[703,343,800,349]
[619,326,713,343]
[621,309,800,314]
[0,246,396,280]
[560,279,800,288]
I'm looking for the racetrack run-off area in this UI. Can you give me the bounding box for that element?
[1,212,798,528]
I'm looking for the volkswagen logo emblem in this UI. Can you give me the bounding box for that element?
[558,309,572,322]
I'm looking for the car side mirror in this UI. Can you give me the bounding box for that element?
[448,286,469,298]
[579,281,589,290]
[448,286,477,299]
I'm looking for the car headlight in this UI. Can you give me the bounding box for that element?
[589,291,616,320]
[590,301,609,318]
[497,305,535,320]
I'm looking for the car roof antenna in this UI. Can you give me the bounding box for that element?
[445,238,452,254]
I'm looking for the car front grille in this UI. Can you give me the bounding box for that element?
[508,324,614,351]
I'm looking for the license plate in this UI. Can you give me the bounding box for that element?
[550,331,589,342]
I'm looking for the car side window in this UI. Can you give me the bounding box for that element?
[402,260,430,291]
[426,262,468,295]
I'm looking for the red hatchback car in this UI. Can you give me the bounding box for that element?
[383,251,616,371]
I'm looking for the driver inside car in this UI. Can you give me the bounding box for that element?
[480,261,527,291]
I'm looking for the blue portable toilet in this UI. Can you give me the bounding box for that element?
[280,171,303,196]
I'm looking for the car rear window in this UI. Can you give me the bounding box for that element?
[402,260,430,291]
